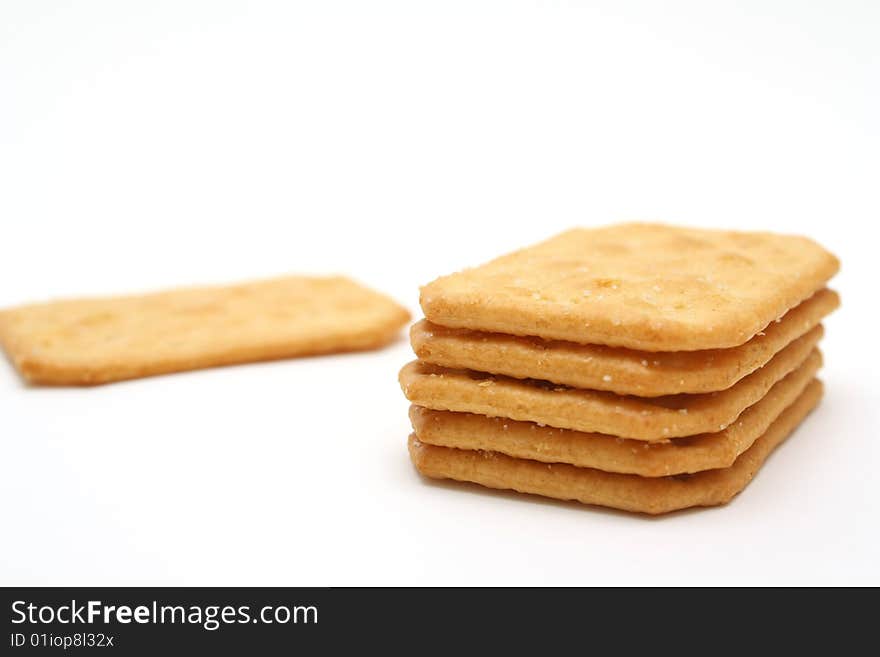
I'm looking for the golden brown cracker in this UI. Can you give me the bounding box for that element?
[411,288,838,396]
[410,349,819,476]
[0,275,410,385]
[420,223,839,351]
[399,327,821,440]
[409,379,822,514]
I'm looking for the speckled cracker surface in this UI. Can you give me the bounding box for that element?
[409,379,822,514]
[400,328,821,440]
[412,289,837,396]
[410,350,819,476]
[0,275,410,385]
[420,223,839,351]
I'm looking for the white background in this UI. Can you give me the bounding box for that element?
[1,1,878,586]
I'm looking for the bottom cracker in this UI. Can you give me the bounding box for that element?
[408,379,822,515]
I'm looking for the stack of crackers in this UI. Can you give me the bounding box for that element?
[400,223,839,514]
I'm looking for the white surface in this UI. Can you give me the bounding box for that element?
[1,0,878,586]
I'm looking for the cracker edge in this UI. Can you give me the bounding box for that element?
[408,349,820,476]
[399,330,821,441]
[411,289,839,395]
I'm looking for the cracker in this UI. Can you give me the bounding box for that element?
[411,288,838,396]
[399,327,821,440]
[410,349,819,476]
[420,223,839,351]
[0,275,410,385]
[409,379,822,514]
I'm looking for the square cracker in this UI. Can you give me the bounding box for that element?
[400,326,821,440]
[408,379,823,515]
[420,223,839,351]
[410,348,820,476]
[411,288,838,396]
[0,275,410,385]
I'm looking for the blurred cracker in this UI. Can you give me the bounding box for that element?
[0,275,410,385]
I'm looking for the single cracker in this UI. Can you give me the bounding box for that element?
[411,288,838,396]
[409,379,823,514]
[399,327,821,440]
[420,223,839,351]
[410,349,820,476]
[0,275,410,385]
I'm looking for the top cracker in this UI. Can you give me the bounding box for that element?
[420,223,839,351]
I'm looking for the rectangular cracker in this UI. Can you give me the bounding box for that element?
[420,223,839,351]
[409,379,823,514]
[399,327,821,440]
[412,288,838,396]
[0,275,410,385]
[410,349,820,476]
